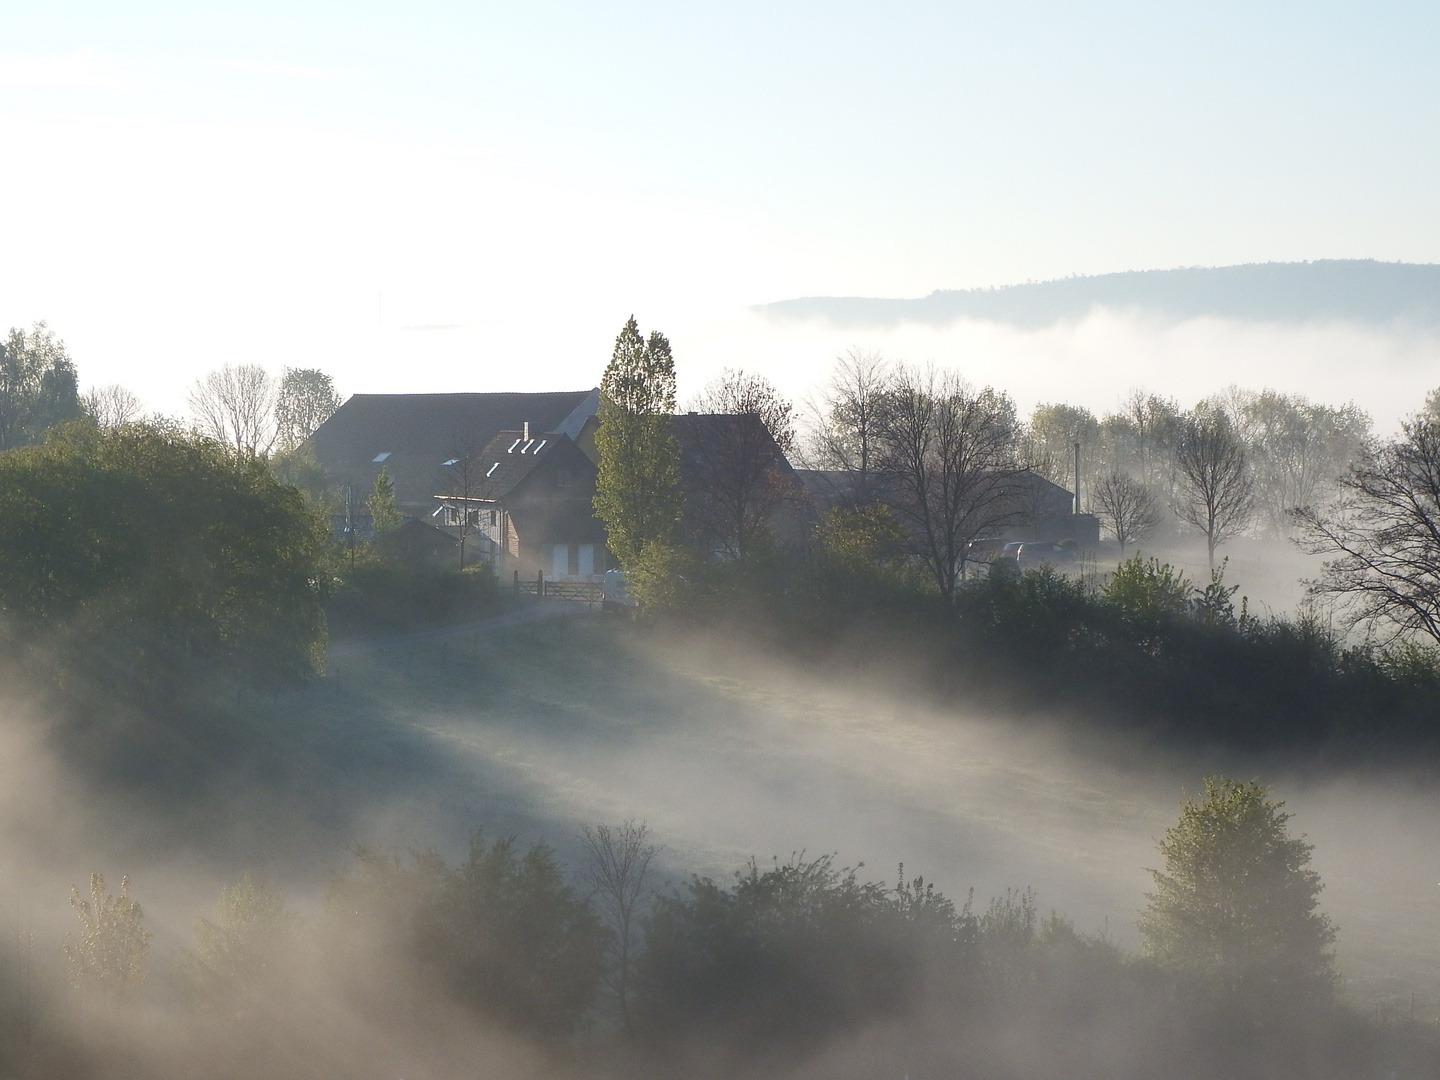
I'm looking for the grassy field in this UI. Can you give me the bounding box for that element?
[10,606,1440,1019]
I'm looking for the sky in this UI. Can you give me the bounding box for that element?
[2,1,1438,425]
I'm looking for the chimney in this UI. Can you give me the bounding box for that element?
[523,421,530,440]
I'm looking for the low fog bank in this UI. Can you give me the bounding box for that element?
[722,305,1440,436]
[2,616,1440,1075]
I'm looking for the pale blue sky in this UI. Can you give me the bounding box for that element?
[2,1,1437,420]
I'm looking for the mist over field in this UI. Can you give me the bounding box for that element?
[5,0,1440,1072]
[0,605,1437,1075]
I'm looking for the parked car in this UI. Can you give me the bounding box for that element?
[967,537,1006,561]
[601,568,635,612]
[1015,542,1077,568]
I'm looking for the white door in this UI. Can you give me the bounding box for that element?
[551,545,567,578]
[578,544,594,577]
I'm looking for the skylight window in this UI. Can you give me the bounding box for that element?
[372,452,391,462]
[442,458,459,466]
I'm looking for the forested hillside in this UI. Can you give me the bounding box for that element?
[762,260,1440,328]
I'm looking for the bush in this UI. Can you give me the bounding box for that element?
[323,833,607,1037]
[324,561,498,637]
[635,856,967,1058]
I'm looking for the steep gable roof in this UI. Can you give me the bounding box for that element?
[307,389,598,510]
[443,430,593,502]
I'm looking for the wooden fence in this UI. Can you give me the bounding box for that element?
[513,572,604,604]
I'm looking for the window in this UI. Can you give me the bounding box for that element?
[467,509,481,526]
[372,452,391,462]
[488,509,497,525]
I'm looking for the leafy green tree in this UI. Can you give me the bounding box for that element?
[1102,555,1192,621]
[275,367,342,451]
[1138,778,1336,1006]
[812,503,910,580]
[1220,387,1370,538]
[182,875,298,1001]
[366,465,402,537]
[64,874,150,996]
[433,832,608,1036]
[325,834,607,1037]
[0,421,331,690]
[635,854,944,1054]
[1025,401,1100,499]
[0,322,82,450]
[593,317,683,572]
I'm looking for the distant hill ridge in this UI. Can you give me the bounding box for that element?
[760,259,1440,328]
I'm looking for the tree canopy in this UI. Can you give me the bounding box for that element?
[0,421,331,690]
[275,367,343,450]
[593,316,683,570]
[0,322,82,450]
[1138,778,1335,1007]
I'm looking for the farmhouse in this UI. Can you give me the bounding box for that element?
[306,389,600,518]
[433,425,607,580]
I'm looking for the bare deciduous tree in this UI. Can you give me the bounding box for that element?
[1094,472,1162,552]
[873,364,1021,602]
[685,370,797,558]
[804,347,890,504]
[1172,406,1253,568]
[579,821,660,1034]
[82,384,143,428]
[437,431,487,568]
[189,364,277,456]
[1297,419,1440,645]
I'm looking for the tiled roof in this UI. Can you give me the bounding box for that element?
[453,430,563,501]
[307,389,598,509]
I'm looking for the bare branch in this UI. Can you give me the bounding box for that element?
[579,821,660,1034]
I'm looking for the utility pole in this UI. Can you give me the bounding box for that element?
[1074,441,1082,515]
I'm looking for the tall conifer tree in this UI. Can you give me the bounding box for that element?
[593,317,682,569]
